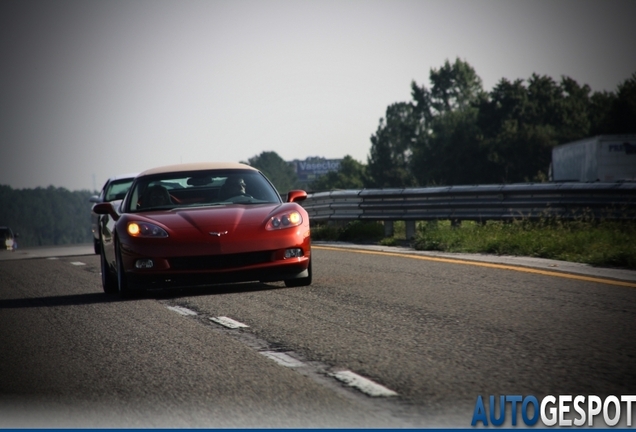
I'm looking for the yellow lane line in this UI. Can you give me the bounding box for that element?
[313,245,636,289]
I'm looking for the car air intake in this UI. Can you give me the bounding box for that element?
[168,250,275,271]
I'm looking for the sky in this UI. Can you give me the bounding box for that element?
[1,0,635,192]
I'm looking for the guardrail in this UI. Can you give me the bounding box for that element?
[300,183,636,238]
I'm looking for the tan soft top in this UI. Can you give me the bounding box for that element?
[138,162,256,177]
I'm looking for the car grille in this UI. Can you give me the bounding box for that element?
[168,250,275,271]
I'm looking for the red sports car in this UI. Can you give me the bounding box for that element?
[93,162,311,297]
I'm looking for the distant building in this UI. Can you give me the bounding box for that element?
[290,157,342,184]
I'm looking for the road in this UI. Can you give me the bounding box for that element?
[1,243,635,427]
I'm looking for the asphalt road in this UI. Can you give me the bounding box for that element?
[1,244,635,428]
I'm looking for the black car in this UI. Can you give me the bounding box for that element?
[0,226,18,251]
[89,173,138,254]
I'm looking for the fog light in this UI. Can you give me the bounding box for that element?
[284,248,303,259]
[135,259,154,269]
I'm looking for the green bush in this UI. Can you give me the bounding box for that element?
[340,221,384,242]
[379,236,398,246]
[310,224,342,241]
[311,221,385,242]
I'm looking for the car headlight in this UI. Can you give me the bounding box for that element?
[127,221,168,237]
[266,210,303,230]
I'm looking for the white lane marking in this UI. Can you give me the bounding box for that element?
[70,261,85,266]
[170,311,396,397]
[167,306,198,316]
[209,316,249,329]
[260,351,305,368]
[179,310,401,404]
[46,257,59,260]
[331,370,398,397]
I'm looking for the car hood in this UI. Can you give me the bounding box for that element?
[136,203,288,234]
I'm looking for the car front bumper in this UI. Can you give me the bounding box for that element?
[119,236,311,290]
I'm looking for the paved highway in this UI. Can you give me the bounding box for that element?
[1,243,635,427]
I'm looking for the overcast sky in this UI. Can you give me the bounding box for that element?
[2,0,635,191]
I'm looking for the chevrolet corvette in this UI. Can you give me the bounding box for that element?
[93,162,311,297]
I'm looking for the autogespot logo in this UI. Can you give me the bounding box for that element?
[471,395,636,427]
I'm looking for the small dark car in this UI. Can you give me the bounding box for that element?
[0,226,18,251]
[90,173,138,254]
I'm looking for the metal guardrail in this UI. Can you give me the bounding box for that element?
[301,183,636,236]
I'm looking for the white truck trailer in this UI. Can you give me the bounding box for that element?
[550,135,636,182]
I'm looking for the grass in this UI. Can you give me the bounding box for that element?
[311,218,636,270]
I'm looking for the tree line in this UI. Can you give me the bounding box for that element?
[297,59,635,191]
[0,185,94,248]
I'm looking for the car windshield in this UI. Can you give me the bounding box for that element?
[104,178,135,201]
[126,169,282,212]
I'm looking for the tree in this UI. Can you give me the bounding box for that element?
[367,102,418,188]
[476,74,596,182]
[414,107,487,185]
[588,90,617,136]
[243,151,299,195]
[409,58,487,185]
[310,155,370,191]
[412,58,485,121]
[557,76,592,143]
[368,58,633,187]
[608,72,636,133]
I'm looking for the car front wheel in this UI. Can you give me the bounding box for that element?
[100,244,118,294]
[116,242,134,298]
[284,258,312,287]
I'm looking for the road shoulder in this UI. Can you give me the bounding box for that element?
[314,241,636,284]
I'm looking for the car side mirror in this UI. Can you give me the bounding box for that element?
[287,190,307,203]
[92,202,120,220]
[89,195,101,203]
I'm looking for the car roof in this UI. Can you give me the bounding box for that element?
[138,162,257,177]
[107,172,139,181]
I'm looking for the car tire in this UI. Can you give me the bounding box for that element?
[284,258,312,287]
[116,241,133,298]
[100,244,118,294]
